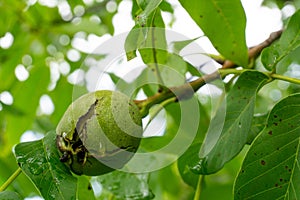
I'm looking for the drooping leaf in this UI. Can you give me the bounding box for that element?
[171,36,201,54]
[261,10,300,70]
[137,10,168,69]
[234,93,300,199]
[125,1,165,61]
[193,71,269,174]
[159,1,174,13]
[96,171,154,200]
[125,25,145,60]
[178,0,248,66]
[0,191,22,200]
[136,0,163,26]
[14,131,77,200]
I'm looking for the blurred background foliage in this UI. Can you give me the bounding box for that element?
[0,0,299,199]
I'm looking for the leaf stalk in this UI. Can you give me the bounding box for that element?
[0,167,22,192]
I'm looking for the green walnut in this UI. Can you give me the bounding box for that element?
[56,90,143,176]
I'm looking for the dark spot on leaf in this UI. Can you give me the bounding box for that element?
[276,147,280,150]
[261,160,266,165]
[279,119,282,122]
[237,86,240,90]
[217,9,221,13]
[275,183,279,187]
[268,130,273,135]
[88,184,92,190]
[288,169,292,172]
[274,115,277,118]
[231,51,235,55]
[273,122,278,126]
[279,178,283,182]
[241,169,245,173]
[200,15,203,18]
[285,166,289,169]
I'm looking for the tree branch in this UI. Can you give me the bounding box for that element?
[135,30,283,117]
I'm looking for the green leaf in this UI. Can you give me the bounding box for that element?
[194,71,269,174]
[14,131,77,200]
[234,93,300,199]
[125,25,144,60]
[177,101,209,188]
[159,1,174,13]
[0,191,22,200]
[262,0,291,9]
[77,176,95,200]
[96,171,154,200]
[178,0,248,66]
[246,114,267,144]
[261,10,300,70]
[171,37,201,54]
[136,0,163,26]
[125,1,165,61]
[177,142,202,189]
[138,10,168,69]
[201,147,247,200]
